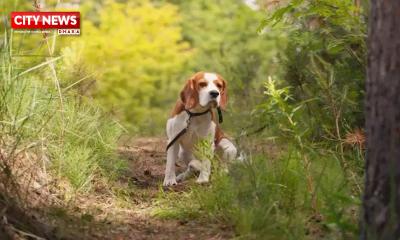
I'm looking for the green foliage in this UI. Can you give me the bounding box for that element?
[254,4,366,233]
[258,77,313,143]
[258,75,362,237]
[256,0,366,193]
[47,99,124,191]
[9,0,285,136]
[67,0,191,133]
[259,0,366,140]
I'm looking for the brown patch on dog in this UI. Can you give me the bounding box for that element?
[171,72,204,117]
[214,125,226,145]
[180,72,204,110]
[215,74,228,110]
[170,100,185,117]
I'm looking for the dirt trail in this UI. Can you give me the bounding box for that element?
[69,137,233,240]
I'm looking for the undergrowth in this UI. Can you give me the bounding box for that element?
[155,153,360,239]
[154,79,362,239]
[0,31,125,196]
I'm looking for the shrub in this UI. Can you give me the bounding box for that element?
[258,0,367,140]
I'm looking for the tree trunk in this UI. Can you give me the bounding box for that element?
[362,1,400,239]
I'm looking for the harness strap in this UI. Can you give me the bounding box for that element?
[166,109,211,151]
[166,128,188,151]
[217,107,223,124]
[184,108,210,117]
[166,108,224,151]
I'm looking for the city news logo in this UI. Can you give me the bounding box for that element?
[11,12,80,35]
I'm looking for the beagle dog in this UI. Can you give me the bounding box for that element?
[163,72,237,186]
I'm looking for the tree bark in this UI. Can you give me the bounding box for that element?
[362,1,400,239]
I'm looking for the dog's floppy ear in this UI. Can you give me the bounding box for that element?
[180,75,199,109]
[219,78,228,110]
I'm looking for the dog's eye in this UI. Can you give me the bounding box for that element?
[199,82,208,88]
[216,83,223,89]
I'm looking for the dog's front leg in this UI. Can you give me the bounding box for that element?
[176,149,195,182]
[195,159,211,184]
[163,143,179,186]
[194,133,215,184]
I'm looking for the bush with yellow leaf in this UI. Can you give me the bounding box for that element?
[64,0,191,133]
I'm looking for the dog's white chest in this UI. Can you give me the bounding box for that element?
[181,115,215,148]
[166,111,215,149]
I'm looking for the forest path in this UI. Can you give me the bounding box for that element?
[71,137,233,240]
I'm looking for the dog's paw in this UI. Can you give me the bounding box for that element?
[177,166,197,182]
[163,177,177,186]
[196,175,209,184]
[176,172,188,182]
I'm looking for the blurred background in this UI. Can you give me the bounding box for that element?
[2,0,285,136]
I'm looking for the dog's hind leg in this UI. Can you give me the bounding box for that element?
[217,138,238,162]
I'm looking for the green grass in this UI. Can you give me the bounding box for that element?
[0,31,125,193]
[153,138,361,239]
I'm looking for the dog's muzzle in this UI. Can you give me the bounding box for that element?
[209,90,219,98]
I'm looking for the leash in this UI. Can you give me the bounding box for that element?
[217,107,223,124]
[166,107,223,151]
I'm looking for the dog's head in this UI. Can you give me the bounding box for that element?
[180,72,228,110]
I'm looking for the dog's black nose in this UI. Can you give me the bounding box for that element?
[209,90,219,98]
